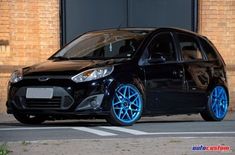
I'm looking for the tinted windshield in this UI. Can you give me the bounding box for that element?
[51,30,146,60]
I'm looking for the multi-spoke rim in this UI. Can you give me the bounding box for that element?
[210,86,228,119]
[112,84,142,123]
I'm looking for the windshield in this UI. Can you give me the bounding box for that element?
[51,30,146,60]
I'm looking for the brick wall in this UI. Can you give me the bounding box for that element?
[199,0,235,110]
[0,0,60,113]
[0,0,234,113]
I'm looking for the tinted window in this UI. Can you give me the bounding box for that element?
[52,31,146,59]
[178,33,203,61]
[199,38,217,60]
[148,33,176,61]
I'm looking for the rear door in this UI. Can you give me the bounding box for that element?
[175,33,209,109]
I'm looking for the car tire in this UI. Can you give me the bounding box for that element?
[106,84,143,126]
[13,113,46,124]
[201,86,228,121]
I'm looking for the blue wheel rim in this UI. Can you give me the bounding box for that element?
[112,84,142,123]
[210,86,228,119]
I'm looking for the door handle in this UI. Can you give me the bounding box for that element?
[173,70,184,78]
[178,70,184,78]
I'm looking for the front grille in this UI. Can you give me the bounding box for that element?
[13,87,74,110]
[25,97,61,109]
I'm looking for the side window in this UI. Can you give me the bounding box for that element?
[177,33,203,61]
[199,38,217,60]
[148,33,176,61]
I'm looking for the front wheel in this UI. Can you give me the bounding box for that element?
[106,84,143,126]
[13,113,46,124]
[201,86,229,121]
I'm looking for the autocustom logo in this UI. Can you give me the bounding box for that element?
[192,144,231,152]
[38,76,50,82]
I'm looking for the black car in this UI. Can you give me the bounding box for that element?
[6,27,229,126]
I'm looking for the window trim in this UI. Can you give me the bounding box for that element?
[198,37,219,61]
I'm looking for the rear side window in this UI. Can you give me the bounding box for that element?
[177,33,203,61]
[199,38,218,60]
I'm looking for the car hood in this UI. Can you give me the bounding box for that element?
[23,59,131,76]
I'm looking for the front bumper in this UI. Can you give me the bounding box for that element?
[6,77,115,116]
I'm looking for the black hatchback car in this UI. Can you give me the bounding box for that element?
[7,27,229,126]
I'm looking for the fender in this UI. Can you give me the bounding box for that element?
[101,70,146,112]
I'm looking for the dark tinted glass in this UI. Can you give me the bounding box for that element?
[199,38,217,60]
[148,33,176,61]
[178,33,203,61]
[52,31,146,59]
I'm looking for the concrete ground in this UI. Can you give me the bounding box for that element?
[0,112,235,155]
[2,137,235,155]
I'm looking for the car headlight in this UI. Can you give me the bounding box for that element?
[10,70,23,83]
[71,66,114,83]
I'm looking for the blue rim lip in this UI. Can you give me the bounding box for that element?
[210,86,228,119]
[112,84,142,123]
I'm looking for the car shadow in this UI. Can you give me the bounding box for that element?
[136,120,204,124]
[0,120,110,127]
[0,119,206,127]
[1,113,234,127]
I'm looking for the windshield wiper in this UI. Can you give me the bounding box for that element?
[68,56,128,60]
[68,56,99,60]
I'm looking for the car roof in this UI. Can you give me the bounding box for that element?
[87,27,204,38]
[155,27,204,38]
[84,27,155,35]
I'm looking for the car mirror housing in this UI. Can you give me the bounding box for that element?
[148,56,166,64]
[148,52,166,63]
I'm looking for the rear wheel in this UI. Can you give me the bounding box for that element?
[201,86,228,121]
[106,84,143,126]
[13,113,46,124]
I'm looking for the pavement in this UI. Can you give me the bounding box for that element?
[0,112,235,155]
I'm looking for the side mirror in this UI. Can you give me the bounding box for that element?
[148,53,166,63]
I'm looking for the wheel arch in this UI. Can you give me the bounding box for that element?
[102,72,146,112]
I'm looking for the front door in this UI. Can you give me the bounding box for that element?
[142,32,186,112]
